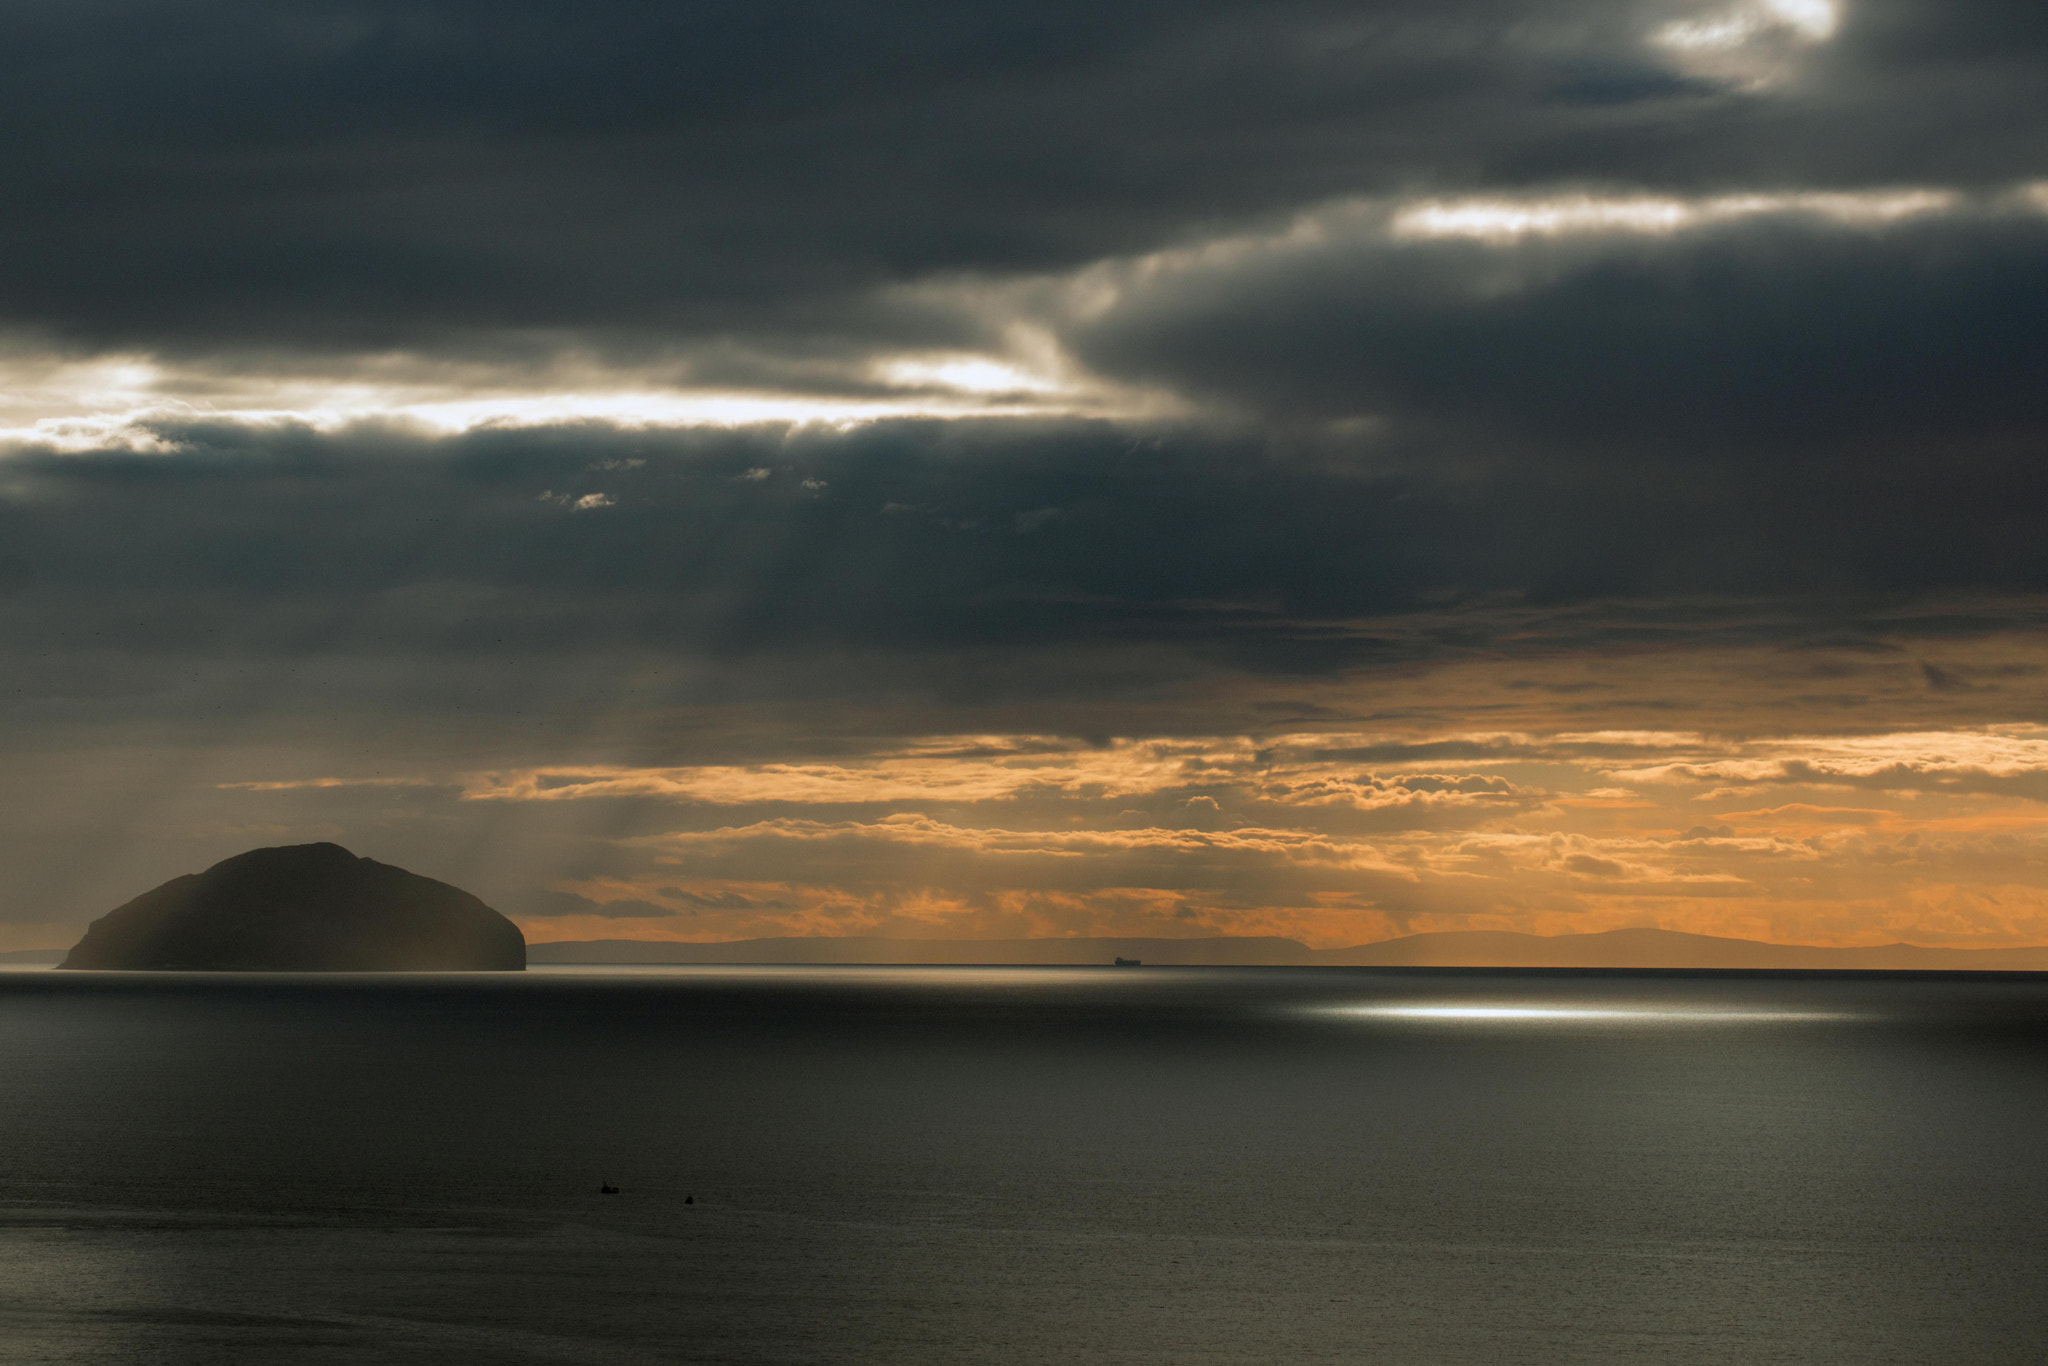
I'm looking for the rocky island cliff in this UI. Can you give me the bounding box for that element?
[60,843,525,971]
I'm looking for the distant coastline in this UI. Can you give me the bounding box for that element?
[19,928,2048,971]
[526,928,2048,971]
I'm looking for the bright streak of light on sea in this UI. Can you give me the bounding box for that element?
[1309,1004,1860,1024]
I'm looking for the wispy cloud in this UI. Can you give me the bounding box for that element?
[216,777,441,792]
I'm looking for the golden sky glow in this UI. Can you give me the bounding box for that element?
[471,717,2048,951]
[1,564,2040,954]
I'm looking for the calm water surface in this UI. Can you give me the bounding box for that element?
[1,966,2045,1363]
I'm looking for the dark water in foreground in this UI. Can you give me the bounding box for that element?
[3,967,2047,1364]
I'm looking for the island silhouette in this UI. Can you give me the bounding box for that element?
[60,842,525,971]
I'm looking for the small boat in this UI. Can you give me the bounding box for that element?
[600,1183,620,1195]
[1113,957,1142,967]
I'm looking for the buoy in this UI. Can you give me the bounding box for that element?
[684,1194,694,1205]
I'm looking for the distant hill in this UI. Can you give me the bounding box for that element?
[529,927,2048,971]
[1321,927,2048,971]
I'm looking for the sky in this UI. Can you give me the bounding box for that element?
[5,0,2048,951]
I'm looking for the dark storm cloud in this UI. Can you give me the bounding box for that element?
[1065,209,2048,447]
[4,0,2047,355]
[0,0,2041,730]
[0,0,1471,351]
[4,416,2048,711]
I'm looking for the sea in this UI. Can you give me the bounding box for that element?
[2,965,2045,1364]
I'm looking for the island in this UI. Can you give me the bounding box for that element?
[59,842,526,971]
